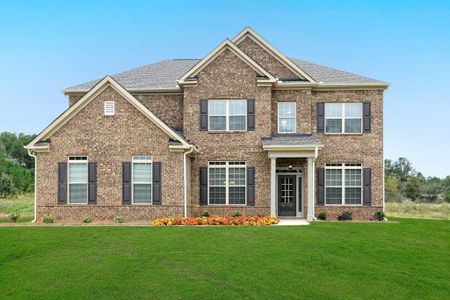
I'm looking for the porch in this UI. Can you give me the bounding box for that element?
[262,135,323,221]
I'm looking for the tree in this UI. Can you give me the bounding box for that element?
[384,157,414,181]
[0,173,17,197]
[422,177,443,202]
[0,132,36,169]
[385,175,401,202]
[404,176,423,201]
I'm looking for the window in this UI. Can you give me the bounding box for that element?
[325,103,362,133]
[325,163,362,205]
[278,102,296,133]
[208,162,246,205]
[68,156,88,204]
[104,101,115,116]
[208,100,247,131]
[132,156,152,204]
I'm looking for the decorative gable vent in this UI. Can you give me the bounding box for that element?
[104,101,115,116]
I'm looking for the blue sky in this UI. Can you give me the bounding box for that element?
[0,0,449,177]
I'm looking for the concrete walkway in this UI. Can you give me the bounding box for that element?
[276,218,310,226]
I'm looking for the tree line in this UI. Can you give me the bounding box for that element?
[385,158,450,203]
[0,132,35,197]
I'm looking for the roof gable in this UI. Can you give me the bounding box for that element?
[232,27,315,83]
[178,39,276,85]
[27,76,192,151]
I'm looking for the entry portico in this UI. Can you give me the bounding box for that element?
[262,135,323,221]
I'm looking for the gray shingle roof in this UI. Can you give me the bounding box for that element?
[64,57,386,93]
[261,135,323,147]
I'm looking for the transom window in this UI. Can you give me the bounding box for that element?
[68,156,88,204]
[132,156,152,204]
[325,163,362,205]
[278,102,296,133]
[325,103,362,133]
[208,100,247,131]
[208,162,246,205]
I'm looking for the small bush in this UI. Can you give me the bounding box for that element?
[317,212,327,220]
[43,214,55,224]
[114,215,125,223]
[82,216,93,224]
[232,212,242,217]
[337,211,352,221]
[8,213,20,223]
[374,211,385,221]
[200,211,210,217]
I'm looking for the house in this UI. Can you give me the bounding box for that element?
[26,27,388,222]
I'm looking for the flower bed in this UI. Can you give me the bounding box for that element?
[152,216,280,226]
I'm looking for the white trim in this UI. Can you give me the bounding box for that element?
[207,162,247,205]
[26,76,192,150]
[131,156,153,205]
[178,39,276,85]
[277,102,297,134]
[208,99,247,132]
[324,163,363,206]
[324,103,363,134]
[67,156,89,205]
[232,27,315,83]
[183,146,195,217]
[27,150,37,222]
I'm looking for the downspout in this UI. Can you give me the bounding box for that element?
[183,146,195,218]
[27,149,37,223]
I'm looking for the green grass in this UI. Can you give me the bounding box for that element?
[0,193,34,223]
[0,219,449,299]
[386,202,450,220]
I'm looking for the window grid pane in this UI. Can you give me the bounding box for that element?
[345,169,361,186]
[69,184,87,204]
[133,163,152,183]
[344,103,362,118]
[209,187,226,204]
[278,102,296,133]
[229,115,246,131]
[326,169,342,186]
[133,184,152,204]
[325,119,342,133]
[69,163,88,183]
[345,119,362,133]
[208,162,246,205]
[326,187,342,204]
[345,187,362,205]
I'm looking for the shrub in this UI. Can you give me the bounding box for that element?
[200,211,210,217]
[337,211,352,221]
[114,215,125,223]
[232,212,242,217]
[152,216,279,226]
[8,213,20,223]
[43,214,55,224]
[374,211,385,221]
[317,212,327,220]
[82,216,93,224]
[0,173,17,197]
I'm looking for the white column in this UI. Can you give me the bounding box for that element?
[270,157,277,217]
[307,157,315,221]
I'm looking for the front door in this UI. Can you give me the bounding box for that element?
[278,175,296,216]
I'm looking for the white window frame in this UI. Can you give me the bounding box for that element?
[277,102,297,134]
[131,156,153,205]
[208,161,246,205]
[208,100,247,132]
[325,163,363,206]
[104,101,115,116]
[324,103,363,134]
[67,156,88,205]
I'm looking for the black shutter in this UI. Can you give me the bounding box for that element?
[199,167,208,205]
[317,102,325,133]
[153,162,161,205]
[317,168,325,205]
[122,162,131,205]
[58,162,67,205]
[363,102,371,133]
[88,162,97,205]
[363,168,372,206]
[247,98,255,131]
[200,98,208,131]
[247,167,255,206]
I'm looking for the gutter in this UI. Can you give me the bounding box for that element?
[183,146,195,218]
[27,149,37,223]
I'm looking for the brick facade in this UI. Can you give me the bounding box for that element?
[35,33,385,223]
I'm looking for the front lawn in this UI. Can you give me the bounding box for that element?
[0,218,449,299]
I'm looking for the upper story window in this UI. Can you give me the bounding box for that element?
[68,156,88,204]
[208,162,246,205]
[278,102,296,133]
[132,156,152,204]
[325,103,362,134]
[208,100,247,131]
[104,101,115,116]
[325,163,362,205]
